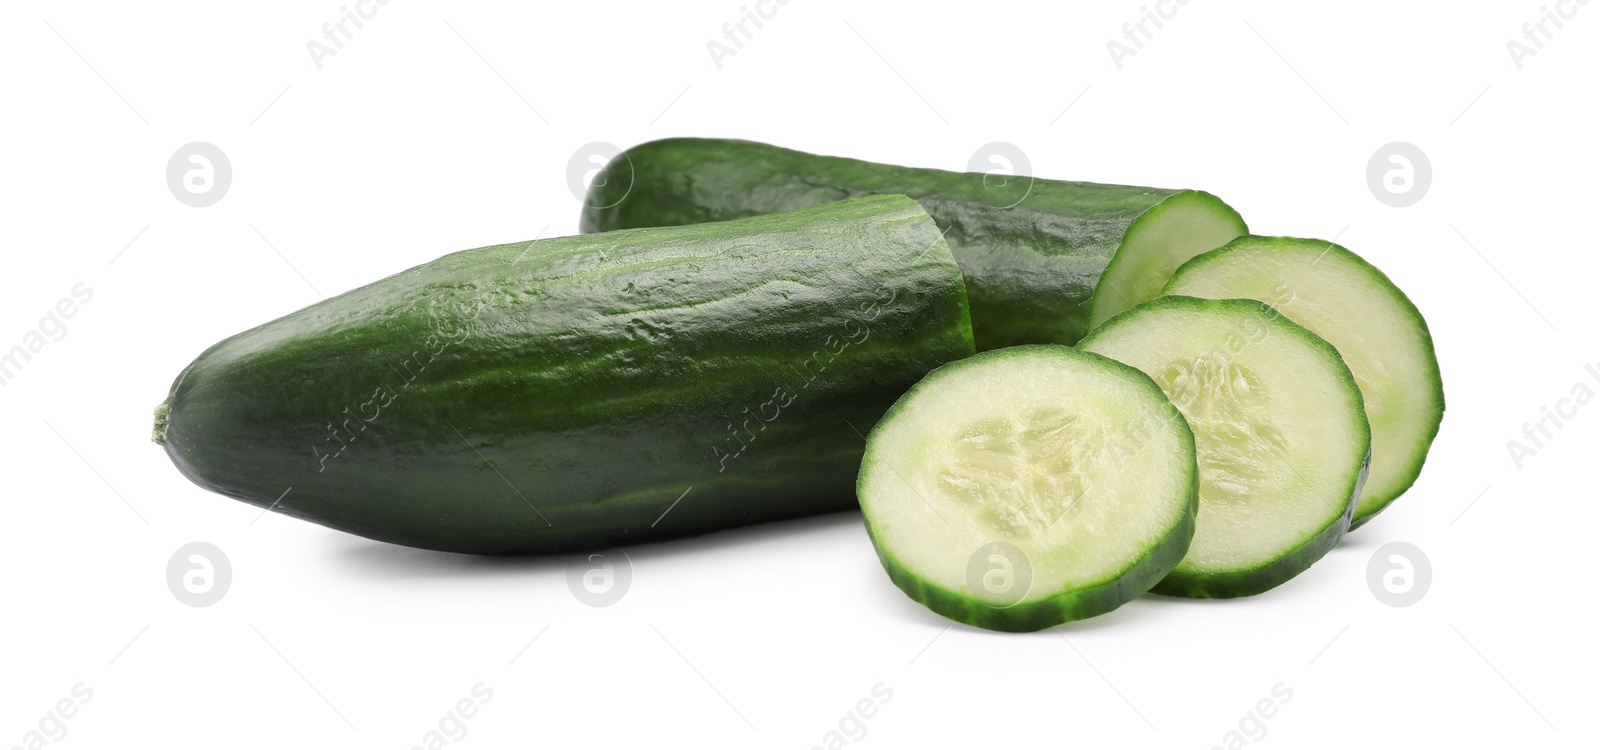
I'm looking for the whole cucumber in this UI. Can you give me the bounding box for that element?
[155,195,974,554]
[580,138,1247,349]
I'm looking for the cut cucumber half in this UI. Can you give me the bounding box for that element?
[1086,191,1249,330]
[581,138,1250,350]
[858,345,1198,631]
[1079,297,1369,598]
[1163,236,1443,528]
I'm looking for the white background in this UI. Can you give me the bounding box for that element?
[1,1,1594,748]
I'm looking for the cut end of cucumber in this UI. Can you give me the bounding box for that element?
[1080,296,1369,598]
[859,345,1197,630]
[1163,236,1443,526]
[1087,191,1248,331]
[152,399,171,445]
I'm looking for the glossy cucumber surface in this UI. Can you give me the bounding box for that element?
[155,195,974,554]
[580,138,1245,350]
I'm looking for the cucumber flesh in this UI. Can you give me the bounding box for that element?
[1079,297,1369,597]
[1087,191,1250,330]
[858,345,1197,631]
[1163,236,1442,527]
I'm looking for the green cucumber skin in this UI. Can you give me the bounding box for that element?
[859,345,1199,632]
[1078,296,1370,599]
[156,196,975,554]
[579,137,1240,350]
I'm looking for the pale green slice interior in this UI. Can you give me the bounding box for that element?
[1163,237,1442,522]
[1087,191,1249,330]
[859,347,1194,607]
[1080,299,1367,574]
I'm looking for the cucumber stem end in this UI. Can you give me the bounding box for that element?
[152,399,171,445]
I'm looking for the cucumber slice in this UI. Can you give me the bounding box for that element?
[1079,297,1369,598]
[1163,236,1443,527]
[1086,191,1249,330]
[858,345,1198,631]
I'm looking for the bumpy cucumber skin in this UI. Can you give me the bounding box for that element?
[156,196,974,554]
[858,346,1199,632]
[579,137,1241,350]
[1163,237,1443,529]
[1079,297,1370,599]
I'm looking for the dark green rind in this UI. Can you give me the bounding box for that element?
[858,346,1199,631]
[1078,296,1370,598]
[156,195,974,554]
[1163,237,1443,529]
[579,137,1245,350]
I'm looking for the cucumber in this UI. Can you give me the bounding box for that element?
[579,138,1247,350]
[1163,236,1441,527]
[1079,297,1369,598]
[858,345,1198,631]
[153,195,975,554]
